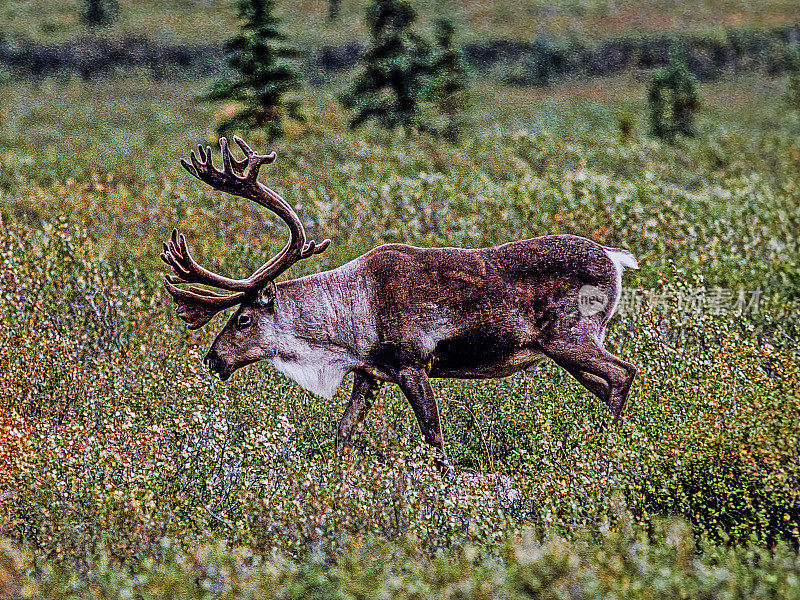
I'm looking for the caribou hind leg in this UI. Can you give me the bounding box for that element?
[541,322,637,423]
[559,366,611,405]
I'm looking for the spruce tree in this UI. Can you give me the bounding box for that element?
[424,18,470,143]
[81,0,118,27]
[328,0,342,21]
[342,0,430,132]
[648,46,699,143]
[202,0,302,140]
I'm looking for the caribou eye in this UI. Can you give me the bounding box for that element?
[236,314,252,329]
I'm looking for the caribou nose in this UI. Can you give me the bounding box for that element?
[204,350,232,380]
[204,349,220,374]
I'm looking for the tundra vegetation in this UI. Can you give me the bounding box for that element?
[0,2,799,598]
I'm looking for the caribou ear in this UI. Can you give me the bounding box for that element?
[257,280,277,307]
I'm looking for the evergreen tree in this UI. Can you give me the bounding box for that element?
[648,45,699,143]
[424,18,470,143]
[328,0,342,21]
[342,0,430,132]
[81,0,118,27]
[202,0,302,140]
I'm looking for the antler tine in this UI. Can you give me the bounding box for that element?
[300,238,332,259]
[233,135,276,184]
[180,145,209,180]
[219,137,245,180]
[180,156,197,178]
[194,145,215,178]
[181,137,277,195]
[224,137,250,177]
[161,228,253,291]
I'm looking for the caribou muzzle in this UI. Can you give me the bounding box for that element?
[204,349,231,381]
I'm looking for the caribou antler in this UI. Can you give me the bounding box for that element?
[162,136,331,329]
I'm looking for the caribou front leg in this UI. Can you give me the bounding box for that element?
[396,366,454,474]
[336,371,380,453]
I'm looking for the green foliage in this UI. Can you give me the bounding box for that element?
[202,0,302,140]
[498,36,558,87]
[80,0,118,28]
[344,11,472,140]
[327,0,342,21]
[648,45,700,142]
[618,112,635,143]
[4,518,800,598]
[342,0,431,132]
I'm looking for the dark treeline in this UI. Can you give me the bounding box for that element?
[1,23,798,83]
[463,24,800,83]
[0,34,223,80]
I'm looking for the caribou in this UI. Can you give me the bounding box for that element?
[162,137,639,470]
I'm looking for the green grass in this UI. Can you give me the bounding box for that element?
[0,68,799,595]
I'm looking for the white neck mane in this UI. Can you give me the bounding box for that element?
[270,342,358,399]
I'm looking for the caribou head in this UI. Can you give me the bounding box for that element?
[161,136,330,380]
